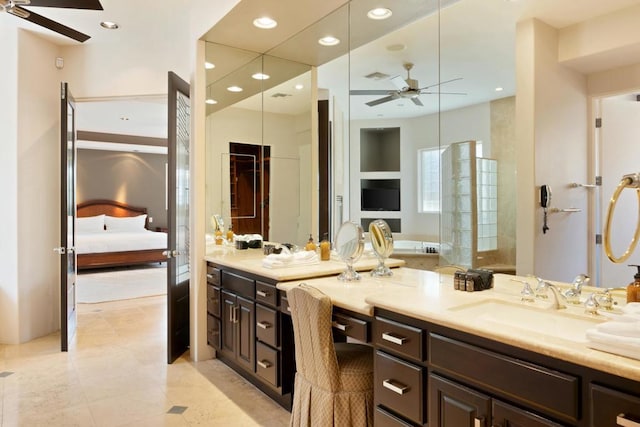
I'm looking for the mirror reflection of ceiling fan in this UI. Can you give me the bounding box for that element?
[351,62,466,107]
[0,0,103,43]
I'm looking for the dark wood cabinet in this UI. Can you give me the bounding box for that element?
[590,384,640,427]
[220,290,254,371]
[492,400,563,427]
[428,373,490,427]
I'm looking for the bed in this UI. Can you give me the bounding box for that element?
[76,199,168,270]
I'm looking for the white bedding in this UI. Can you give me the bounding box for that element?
[76,230,167,255]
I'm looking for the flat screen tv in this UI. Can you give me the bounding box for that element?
[361,188,400,211]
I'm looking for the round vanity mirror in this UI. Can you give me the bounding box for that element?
[335,221,365,281]
[369,219,394,277]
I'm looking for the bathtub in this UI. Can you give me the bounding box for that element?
[364,239,439,254]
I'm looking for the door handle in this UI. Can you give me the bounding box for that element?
[617,413,640,427]
[233,306,239,323]
[474,417,485,427]
[162,250,180,258]
[53,247,66,255]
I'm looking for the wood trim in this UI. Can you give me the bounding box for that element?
[77,249,167,270]
[77,130,167,147]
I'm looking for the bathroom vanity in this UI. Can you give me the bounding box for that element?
[204,250,640,426]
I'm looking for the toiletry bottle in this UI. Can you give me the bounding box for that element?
[226,224,234,242]
[320,234,330,261]
[305,234,317,252]
[215,227,223,245]
[627,265,640,303]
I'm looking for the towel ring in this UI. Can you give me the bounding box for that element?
[604,173,640,263]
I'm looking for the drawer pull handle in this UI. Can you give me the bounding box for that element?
[256,290,269,298]
[382,332,407,345]
[382,379,408,395]
[206,274,213,279]
[257,321,271,330]
[286,306,291,312]
[474,417,484,427]
[617,413,640,427]
[257,360,272,369]
[332,321,348,331]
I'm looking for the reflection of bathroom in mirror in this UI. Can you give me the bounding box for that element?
[335,221,365,281]
[369,219,394,277]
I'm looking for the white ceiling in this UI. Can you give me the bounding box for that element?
[5,0,640,135]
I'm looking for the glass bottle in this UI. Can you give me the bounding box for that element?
[320,234,330,261]
[305,234,317,252]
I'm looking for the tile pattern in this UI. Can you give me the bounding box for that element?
[0,296,290,426]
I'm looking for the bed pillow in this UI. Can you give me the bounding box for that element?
[105,214,147,232]
[76,214,105,233]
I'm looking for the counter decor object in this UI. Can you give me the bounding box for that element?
[369,219,394,277]
[335,221,365,281]
[320,234,331,261]
[454,268,494,291]
[627,265,640,303]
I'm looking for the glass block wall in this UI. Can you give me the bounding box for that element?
[476,157,498,252]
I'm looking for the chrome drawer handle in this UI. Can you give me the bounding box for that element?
[382,379,408,395]
[257,321,271,330]
[618,413,640,427]
[332,321,348,331]
[257,360,272,369]
[382,332,407,345]
[286,306,291,312]
[474,417,484,427]
[206,274,213,279]
[256,290,269,298]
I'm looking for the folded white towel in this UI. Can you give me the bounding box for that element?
[623,302,640,316]
[595,320,640,338]
[586,328,640,360]
[262,250,319,269]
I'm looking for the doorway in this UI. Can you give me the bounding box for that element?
[229,142,271,239]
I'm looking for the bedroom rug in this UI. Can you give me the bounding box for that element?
[77,264,167,303]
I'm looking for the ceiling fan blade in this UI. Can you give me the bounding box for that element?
[390,75,409,91]
[25,0,103,10]
[366,95,397,107]
[350,90,393,96]
[421,91,467,96]
[411,97,424,106]
[12,6,91,42]
[419,77,463,91]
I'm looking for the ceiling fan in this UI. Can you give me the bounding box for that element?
[350,62,465,107]
[0,0,103,43]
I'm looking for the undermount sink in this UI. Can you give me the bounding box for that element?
[448,299,606,343]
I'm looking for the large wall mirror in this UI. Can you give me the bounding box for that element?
[203,0,517,271]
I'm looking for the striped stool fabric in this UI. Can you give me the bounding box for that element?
[287,284,373,427]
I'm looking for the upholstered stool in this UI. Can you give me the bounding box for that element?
[287,284,373,427]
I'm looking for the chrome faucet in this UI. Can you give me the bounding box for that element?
[511,278,535,302]
[584,287,625,314]
[540,281,567,310]
[563,274,590,304]
[527,275,548,299]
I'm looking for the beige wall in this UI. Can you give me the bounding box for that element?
[77,150,168,228]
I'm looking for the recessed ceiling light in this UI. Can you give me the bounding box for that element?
[318,36,340,46]
[252,73,270,80]
[205,99,218,105]
[205,62,215,70]
[227,86,243,92]
[100,21,119,29]
[495,87,504,92]
[253,17,277,29]
[367,8,392,20]
[294,84,304,90]
[386,43,406,52]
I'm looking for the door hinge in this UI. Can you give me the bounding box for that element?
[595,117,602,128]
[595,234,602,245]
[595,176,602,186]
[61,83,66,100]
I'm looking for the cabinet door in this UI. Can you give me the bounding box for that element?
[492,400,562,427]
[591,384,640,427]
[236,295,255,372]
[429,373,490,427]
[221,291,236,356]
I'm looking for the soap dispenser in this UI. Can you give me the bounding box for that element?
[628,265,640,303]
[320,233,331,261]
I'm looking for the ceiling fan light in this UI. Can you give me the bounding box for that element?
[367,8,392,20]
[100,21,119,29]
[318,36,340,46]
[253,17,277,29]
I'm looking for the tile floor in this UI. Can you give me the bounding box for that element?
[0,296,290,426]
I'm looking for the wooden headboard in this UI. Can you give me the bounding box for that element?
[77,199,149,228]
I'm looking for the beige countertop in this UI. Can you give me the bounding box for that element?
[277,268,640,382]
[204,246,405,282]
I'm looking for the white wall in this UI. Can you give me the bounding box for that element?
[350,102,491,241]
[517,19,589,282]
[0,25,20,344]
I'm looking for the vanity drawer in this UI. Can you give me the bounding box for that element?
[375,406,414,427]
[256,281,277,307]
[590,384,640,427]
[207,284,220,317]
[332,311,369,342]
[256,304,279,347]
[207,314,221,350]
[206,266,220,286]
[256,341,280,388]
[429,333,580,422]
[374,316,425,361]
[280,293,291,315]
[375,350,425,425]
[221,271,254,299]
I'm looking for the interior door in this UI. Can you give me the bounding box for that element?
[58,82,77,352]
[167,71,191,363]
